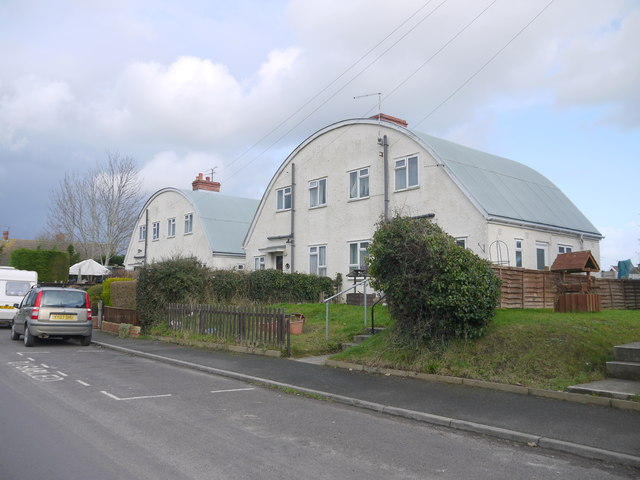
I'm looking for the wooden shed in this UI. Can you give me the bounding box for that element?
[551,250,601,312]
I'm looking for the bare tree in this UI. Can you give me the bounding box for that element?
[47,153,144,265]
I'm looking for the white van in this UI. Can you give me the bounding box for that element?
[0,267,38,326]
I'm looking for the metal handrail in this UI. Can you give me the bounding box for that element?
[323,277,369,341]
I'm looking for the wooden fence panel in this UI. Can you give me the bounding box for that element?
[103,306,140,325]
[490,266,640,310]
[165,303,289,352]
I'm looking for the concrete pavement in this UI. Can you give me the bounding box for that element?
[91,330,640,469]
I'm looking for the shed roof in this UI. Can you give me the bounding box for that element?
[413,132,602,237]
[550,250,600,273]
[176,189,259,255]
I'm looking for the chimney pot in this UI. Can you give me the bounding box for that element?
[192,173,221,192]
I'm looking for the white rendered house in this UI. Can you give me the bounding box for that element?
[124,174,259,270]
[243,114,602,279]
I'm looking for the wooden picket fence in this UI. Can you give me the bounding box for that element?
[165,303,290,353]
[491,266,640,310]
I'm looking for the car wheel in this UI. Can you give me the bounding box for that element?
[23,325,36,347]
[79,335,91,346]
[10,323,20,341]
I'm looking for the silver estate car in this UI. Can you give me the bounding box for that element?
[11,286,93,347]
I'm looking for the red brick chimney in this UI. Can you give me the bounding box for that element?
[369,113,408,127]
[192,173,221,192]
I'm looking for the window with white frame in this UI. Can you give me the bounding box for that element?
[455,237,467,249]
[254,256,265,270]
[558,245,573,254]
[309,178,327,208]
[349,168,369,199]
[184,213,193,234]
[167,218,176,238]
[395,155,419,190]
[152,222,160,241]
[309,245,327,276]
[349,241,369,272]
[138,225,146,241]
[277,186,292,211]
[515,239,523,268]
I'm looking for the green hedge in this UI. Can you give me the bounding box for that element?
[136,257,336,330]
[110,280,137,309]
[101,278,134,306]
[10,248,69,283]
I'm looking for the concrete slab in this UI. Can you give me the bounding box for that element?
[568,379,640,400]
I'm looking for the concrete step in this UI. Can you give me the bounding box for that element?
[567,378,640,400]
[340,342,358,350]
[606,361,640,381]
[614,342,640,363]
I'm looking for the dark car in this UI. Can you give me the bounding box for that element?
[11,286,92,347]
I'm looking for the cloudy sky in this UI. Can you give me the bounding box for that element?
[0,0,638,268]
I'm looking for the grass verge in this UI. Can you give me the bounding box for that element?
[332,309,640,391]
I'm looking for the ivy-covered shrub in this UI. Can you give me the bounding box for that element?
[137,257,213,329]
[10,248,69,283]
[368,215,501,345]
[101,278,134,306]
[110,280,137,309]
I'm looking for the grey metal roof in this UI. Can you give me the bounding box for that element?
[413,132,602,237]
[178,189,259,255]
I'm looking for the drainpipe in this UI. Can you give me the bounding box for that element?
[143,209,149,265]
[290,163,295,272]
[382,135,389,221]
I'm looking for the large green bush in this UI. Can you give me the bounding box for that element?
[368,215,501,345]
[137,257,213,329]
[10,248,69,282]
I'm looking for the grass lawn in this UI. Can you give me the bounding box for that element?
[330,308,640,391]
[272,302,392,357]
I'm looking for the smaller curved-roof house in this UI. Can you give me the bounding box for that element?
[244,115,602,278]
[124,174,259,270]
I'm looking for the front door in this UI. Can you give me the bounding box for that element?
[275,255,283,271]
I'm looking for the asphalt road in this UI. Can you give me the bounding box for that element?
[0,333,637,479]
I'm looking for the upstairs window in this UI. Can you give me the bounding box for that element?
[349,168,369,199]
[167,218,176,238]
[277,186,292,211]
[152,222,160,241]
[395,156,418,190]
[309,178,327,208]
[184,213,193,234]
[138,225,146,241]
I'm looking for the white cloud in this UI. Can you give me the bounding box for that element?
[139,150,225,193]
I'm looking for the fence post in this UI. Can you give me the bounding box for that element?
[98,300,103,329]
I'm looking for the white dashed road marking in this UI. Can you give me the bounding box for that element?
[101,391,172,401]
[210,388,255,394]
[77,380,91,386]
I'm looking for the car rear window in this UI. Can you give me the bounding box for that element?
[41,291,87,308]
[6,281,31,297]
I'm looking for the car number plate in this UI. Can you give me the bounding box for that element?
[50,314,76,321]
